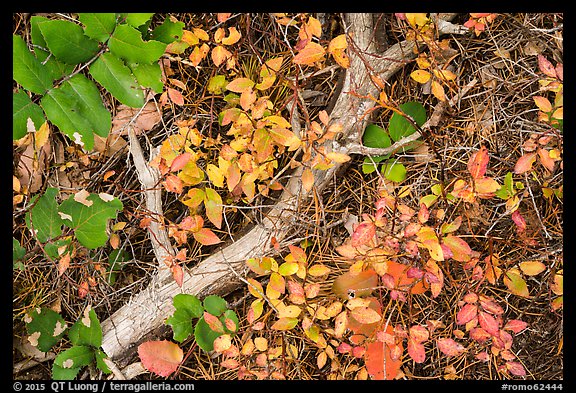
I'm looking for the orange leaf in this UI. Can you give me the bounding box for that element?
[203,311,225,333]
[293,41,326,65]
[331,269,378,300]
[537,54,557,78]
[221,27,241,45]
[365,327,402,380]
[213,334,232,352]
[171,264,183,287]
[307,264,331,276]
[407,338,426,363]
[226,77,255,93]
[519,261,546,276]
[170,152,192,172]
[431,80,446,101]
[239,88,256,111]
[409,325,429,343]
[193,228,221,246]
[189,43,210,66]
[302,168,314,193]
[503,319,528,334]
[167,88,184,106]
[537,148,556,172]
[217,13,232,23]
[514,152,537,174]
[468,146,490,179]
[163,175,184,194]
[58,254,70,277]
[138,340,183,377]
[211,45,232,67]
[474,177,501,196]
[533,96,553,113]
[328,34,347,52]
[326,151,351,163]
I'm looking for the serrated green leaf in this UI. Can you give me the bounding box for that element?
[13,35,53,95]
[129,62,164,93]
[203,295,228,316]
[166,294,204,343]
[40,87,96,150]
[25,307,67,352]
[68,307,103,348]
[151,17,184,43]
[194,317,221,352]
[389,101,426,143]
[52,364,81,380]
[13,91,45,140]
[95,349,112,374]
[25,187,63,243]
[58,192,123,249]
[89,52,145,108]
[78,13,117,42]
[381,160,407,183]
[109,24,166,64]
[36,20,99,65]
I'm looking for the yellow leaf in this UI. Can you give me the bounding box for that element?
[504,270,530,298]
[34,122,50,150]
[189,43,209,66]
[226,77,255,93]
[533,96,553,113]
[192,27,209,41]
[411,70,431,84]
[181,30,199,46]
[271,317,298,331]
[307,264,331,277]
[326,152,351,163]
[277,304,302,319]
[416,56,431,69]
[350,306,381,324]
[552,107,563,120]
[519,261,546,276]
[432,69,457,81]
[254,337,268,351]
[431,80,446,101]
[206,164,225,188]
[405,13,429,28]
[328,34,347,52]
[293,42,326,65]
[221,27,241,45]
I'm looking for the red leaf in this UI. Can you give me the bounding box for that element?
[537,54,557,78]
[443,235,472,262]
[409,325,429,343]
[351,222,376,247]
[511,211,527,232]
[138,340,184,377]
[479,297,504,315]
[506,361,527,377]
[179,215,203,232]
[193,228,222,246]
[469,327,491,343]
[407,338,426,363]
[436,338,465,357]
[456,303,478,325]
[504,319,528,334]
[365,339,402,380]
[478,310,500,336]
[170,152,192,172]
[468,146,489,179]
[163,175,184,194]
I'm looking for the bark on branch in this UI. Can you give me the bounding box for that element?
[101,13,459,364]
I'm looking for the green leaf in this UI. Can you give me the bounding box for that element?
[381,160,407,183]
[389,101,426,143]
[95,349,112,374]
[25,307,67,352]
[222,310,239,335]
[89,52,145,108]
[40,87,96,150]
[107,248,130,285]
[361,156,386,174]
[36,19,99,65]
[25,187,63,243]
[363,124,391,149]
[109,24,167,64]
[120,13,155,28]
[13,237,26,262]
[208,75,228,94]
[194,317,221,352]
[30,16,76,80]
[129,62,164,93]
[166,294,204,343]
[496,172,515,200]
[151,17,184,43]
[58,192,123,249]
[62,74,111,138]
[54,345,95,370]
[78,13,117,42]
[68,306,103,348]
[203,295,228,316]
[13,35,53,94]
[13,91,45,140]
[43,238,72,261]
[52,364,81,380]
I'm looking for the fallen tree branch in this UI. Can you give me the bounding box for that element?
[100,13,459,365]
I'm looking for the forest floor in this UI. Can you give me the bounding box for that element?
[13,13,563,381]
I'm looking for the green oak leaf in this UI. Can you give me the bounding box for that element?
[36,19,99,65]
[78,13,117,42]
[58,192,123,249]
[108,24,166,64]
[68,306,103,348]
[13,35,53,95]
[13,91,46,140]
[52,364,81,380]
[53,345,94,380]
